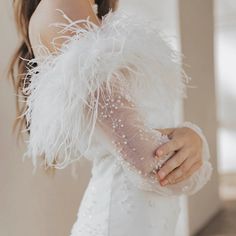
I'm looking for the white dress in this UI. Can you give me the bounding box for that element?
[22,6,213,236]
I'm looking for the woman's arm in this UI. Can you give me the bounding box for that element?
[93,76,172,178]
[29,0,101,55]
[25,1,212,195]
[28,0,171,180]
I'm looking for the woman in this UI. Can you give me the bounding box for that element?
[9,0,213,235]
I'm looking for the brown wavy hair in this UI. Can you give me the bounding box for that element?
[8,0,117,137]
[8,0,117,171]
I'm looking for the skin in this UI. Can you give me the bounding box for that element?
[29,0,101,57]
[29,0,203,186]
[155,127,203,186]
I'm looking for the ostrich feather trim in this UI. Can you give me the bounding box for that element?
[21,9,187,170]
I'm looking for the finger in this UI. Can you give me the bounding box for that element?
[174,160,202,184]
[160,168,183,186]
[157,149,189,180]
[156,128,175,137]
[156,138,183,157]
[164,161,202,185]
[160,157,195,185]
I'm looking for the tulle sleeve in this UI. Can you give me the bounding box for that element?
[22,10,212,196]
[82,75,212,196]
[92,72,174,183]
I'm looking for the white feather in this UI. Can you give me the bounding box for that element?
[22,9,188,170]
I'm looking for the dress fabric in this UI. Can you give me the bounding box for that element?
[22,7,213,236]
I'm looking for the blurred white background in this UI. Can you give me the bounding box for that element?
[215,0,236,173]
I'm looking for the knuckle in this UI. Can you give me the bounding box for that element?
[175,176,184,183]
[172,171,182,181]
[175,177,182,184]
[172,139,180,148]
[167,175,175,184]
[176,155,185,166]
[175,178,182,184]
[181,164,188,173]
[177,168,183,177]
[160,166,168,176]
[169,159,178,169]
[165,160,177,173]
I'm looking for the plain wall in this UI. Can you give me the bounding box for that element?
[0,2,92,236]
[179,0,221,234]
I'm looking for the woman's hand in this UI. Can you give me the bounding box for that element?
[155,127,203,186]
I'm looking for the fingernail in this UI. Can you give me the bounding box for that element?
[161,179,168,186]
[158,170,165,179]
[158,150,163,156]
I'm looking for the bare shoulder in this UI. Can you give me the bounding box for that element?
[29,0,98,54]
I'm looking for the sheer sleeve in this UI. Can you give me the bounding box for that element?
[89,74,179,195]
[93,76,172,177]
[88,73,212,196]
